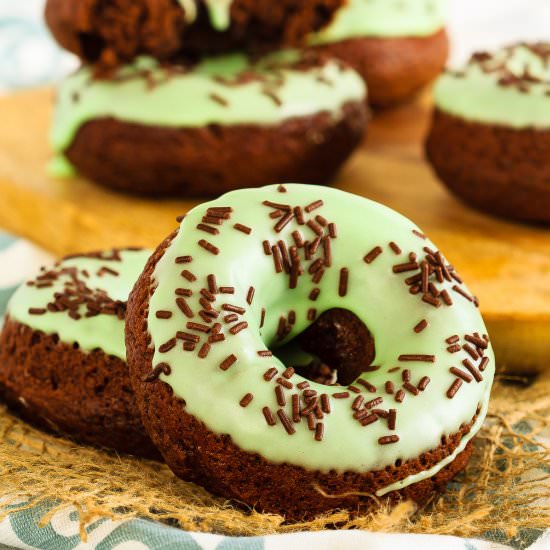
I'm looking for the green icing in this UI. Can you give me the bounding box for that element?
[50,53,366,177]
[46,155,77,179]
[177,0,198,23]
[8,250,150,360]
[376,393,488,496]
[147,184,494,483]
[434,43,550,128]
[177,0,232,30]
[204,0,233,30]
[309,0,447,45]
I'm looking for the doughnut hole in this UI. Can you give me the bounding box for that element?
[289,308,376,386]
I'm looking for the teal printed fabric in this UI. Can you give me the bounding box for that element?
[0,498,530,550]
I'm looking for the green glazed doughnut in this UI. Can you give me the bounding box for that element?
[48,52,367,196]
[433,43,550,128]
[306,0,449,107]
[426,43,550,223]
[126,184,495,518]
[0,249,158,457]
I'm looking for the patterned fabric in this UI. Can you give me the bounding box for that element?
[0,498,523,550]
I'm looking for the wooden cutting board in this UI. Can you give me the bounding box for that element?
[0,87,548,372]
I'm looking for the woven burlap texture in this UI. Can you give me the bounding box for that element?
[0,371,548,541]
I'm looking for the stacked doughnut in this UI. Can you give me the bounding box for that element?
[45,0,369,196]
[0,184,495,519]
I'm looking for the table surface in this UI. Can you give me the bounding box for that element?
[0,87,549,318]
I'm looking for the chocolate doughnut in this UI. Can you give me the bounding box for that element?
[49,52,367,196]
[0,249,159,457]
[45,0,344,68]
[426,43,550,223]
[308,0,449,107]
[125,184,495,519]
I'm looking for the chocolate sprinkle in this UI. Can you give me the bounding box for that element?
[277,410,296,435]
[364,246,383,264]
[142,362,172,382]
[418,376,431,391]
[275,385,286,406]
[389,242,402,254]
[398,354,436,362]
[158,338,177,353]
[220,354,237,371]
[181,270,197,282]
[414,319,428,333]
[304,200,323,213]
[263,367,277,381]
[388,409,397,430]
[338,268,349,297]
[447,379,463,398]
[176,297,194,318]
[263,407,276,426]
[240,393,253,407]
[196,223,219,235]
[234,223,252,235]
[315,423,324,441]
[198,342,211,358]
[450,367,473,383]
[229,321,248,334]
[462,359,483,382]
[198,240,220,255]
[379,435,399,445]
[186,321,210,333]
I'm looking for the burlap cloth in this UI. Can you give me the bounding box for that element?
[0,368,548,543]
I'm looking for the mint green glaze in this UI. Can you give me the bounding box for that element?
[434,43,550,128]
[50,53,366,176]
[376,394,487,496]
[8,250,150,360]
[177,0,232,29]
[177,0,198,23]
[204,0,233,30]
[147,184,494,485]
[46,155,77,179]
[309,0,447,44]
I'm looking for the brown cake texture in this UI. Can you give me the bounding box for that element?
[64,102,367,197]
[426,108,550,224]
[45,0,344,69]
[312,29,449,107]
[125,232,478,520]
[0,318,159,458]
[0,249,159,458]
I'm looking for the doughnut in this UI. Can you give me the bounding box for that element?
[45,0,344,68]
[308,0,449,107]
[426,43,550,224]
[49,52,367,196]
[0,248,159,458]
[126,183,495,519]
